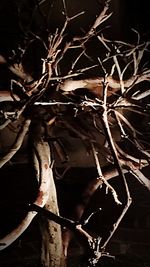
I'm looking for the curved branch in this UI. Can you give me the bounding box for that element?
[0,140,51,250]
[0,119,31,168]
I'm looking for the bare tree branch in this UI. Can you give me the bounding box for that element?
[0,139,52,250]
[91,142,122,205]
[0,119,31,168]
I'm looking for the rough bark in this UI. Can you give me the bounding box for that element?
[31,127,66,267]
[39,179,66,267]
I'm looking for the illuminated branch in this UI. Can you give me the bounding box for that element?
[29,203,107,266]
[91,142,122,205]
[60,70,150,96]
[0,139,52,250]
[0,119,31,168]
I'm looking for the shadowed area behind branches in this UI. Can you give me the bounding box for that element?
[0,165,150,266]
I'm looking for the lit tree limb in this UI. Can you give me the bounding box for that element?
[91,142,122,205]
[0,140,51,250]
[0,119,31,168]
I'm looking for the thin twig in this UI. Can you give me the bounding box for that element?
[91,142,122,205]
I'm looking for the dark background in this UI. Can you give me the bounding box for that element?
[0,1,150,266]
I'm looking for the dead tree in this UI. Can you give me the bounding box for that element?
[0,1,150,266]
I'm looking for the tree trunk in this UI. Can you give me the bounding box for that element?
[39,150,66,267]
[30,121,66,267]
